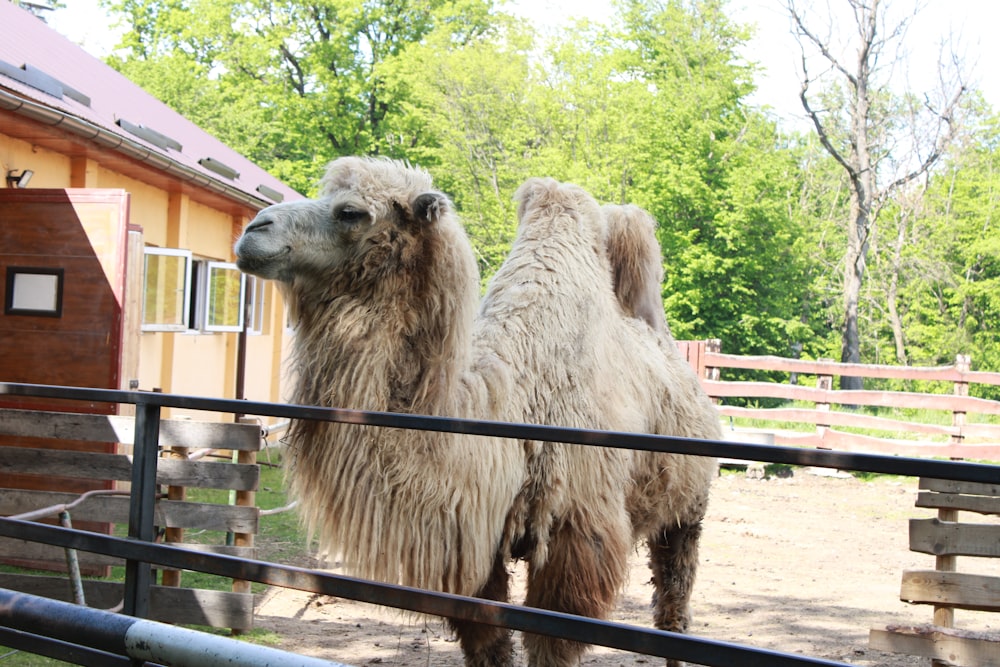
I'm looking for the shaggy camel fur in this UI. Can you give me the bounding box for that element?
[234,157,720,667]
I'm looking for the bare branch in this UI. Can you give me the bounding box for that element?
[787,0,856,87]
[798,66,856,180]
[876,81,966,202]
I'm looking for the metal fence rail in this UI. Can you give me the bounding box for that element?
[1,381,998,667]
[0,519,850,667]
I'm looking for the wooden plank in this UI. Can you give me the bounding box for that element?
[910,519,1000,558]
[0,409,261,451]
[961,423,1000,441]
[869,625,1000,666]
[0,573,253,630]
[900,570,1000,612]
[703,380,1000,415]
[157,458,259,491]
[916,491,1000,516]
[703,351,1000,386]
[0,490,259,533]
[767,430,1000,460]
[0,537,255,565]
[921,479,1000,498]
[0,447,259,490]
[715,405,960,437]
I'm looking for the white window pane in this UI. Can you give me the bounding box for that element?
[142,248,191,332]
[204,262,245,332]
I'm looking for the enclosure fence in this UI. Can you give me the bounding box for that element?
[0,382,997,667]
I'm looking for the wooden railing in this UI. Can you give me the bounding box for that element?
[0,409,262,631]
[869,477,1000,664]
[676,340,1000,461]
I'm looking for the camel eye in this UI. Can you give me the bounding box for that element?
[335,206,369,225]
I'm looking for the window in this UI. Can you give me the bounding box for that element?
[142,248,191,331]
[246,275,267,335]
[142,250,246,333]
[203,261,245,332]
[5,267,64,317]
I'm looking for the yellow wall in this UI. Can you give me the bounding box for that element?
[1,132,290,421]
[1,136,68,188]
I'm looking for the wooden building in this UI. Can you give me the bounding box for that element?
[0,2,300,418]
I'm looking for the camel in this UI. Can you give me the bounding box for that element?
[234,157,721,667]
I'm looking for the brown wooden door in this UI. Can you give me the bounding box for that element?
[0,188,132,412]
[0,190,135,564]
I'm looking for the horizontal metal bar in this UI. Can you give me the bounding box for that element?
[1,382,996,483]
[0,625,133,667]
[0,588,350,667]
[0,519,849,667]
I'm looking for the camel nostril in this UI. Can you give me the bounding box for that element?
[245,217,273,233]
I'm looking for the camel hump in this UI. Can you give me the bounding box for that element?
[602,204,670,335]
[513,177,604,242]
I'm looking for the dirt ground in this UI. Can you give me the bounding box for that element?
[252,467,997,666]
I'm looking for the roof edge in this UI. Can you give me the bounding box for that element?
[0,88,273,212]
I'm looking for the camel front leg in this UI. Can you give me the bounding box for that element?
[523,519,630,667]
[449,550,515,667]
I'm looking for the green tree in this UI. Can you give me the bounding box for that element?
[601,0,812,356]
[105,0,501,193]
[96,0,818,362]
[385,19,538,280]
[900,103,1000,391]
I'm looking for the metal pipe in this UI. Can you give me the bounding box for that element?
[8,489,133,523]
[0,589,351,667]
[58,511,86,607]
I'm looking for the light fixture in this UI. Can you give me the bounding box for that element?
[6,169,34,188]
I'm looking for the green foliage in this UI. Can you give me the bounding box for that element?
[901,105,1000,387]
[105,0,505,193]
[88,0,1000,369]
[609,0,813,357]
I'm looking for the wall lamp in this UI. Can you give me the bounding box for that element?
[6,169,34,188]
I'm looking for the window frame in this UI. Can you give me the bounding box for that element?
[141,247,192,333]
[246,275,267,335]
[202,261,246,333]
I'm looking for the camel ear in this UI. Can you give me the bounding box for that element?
[412,192,448,225]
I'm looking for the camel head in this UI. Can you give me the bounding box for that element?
[234,156,454,292]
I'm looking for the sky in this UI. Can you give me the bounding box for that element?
[43,0,1000,132]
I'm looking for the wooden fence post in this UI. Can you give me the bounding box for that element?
[704,339,721,405]
[951,354,971,454]
[815,360,834,447]
[230,417,259,635]
[704,339,721,381]
[160,445,188,588]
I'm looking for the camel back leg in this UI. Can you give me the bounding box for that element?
[448,550,515,667]
[523,520,630,667]
[647,519,703,667]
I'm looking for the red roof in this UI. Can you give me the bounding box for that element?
[0,2,301,207]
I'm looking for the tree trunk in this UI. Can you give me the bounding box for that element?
[789,0,963,391]
[840,197,865,391]
[887,213,908,365]
[839,38,875,392]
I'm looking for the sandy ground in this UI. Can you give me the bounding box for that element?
[252,468,998,666]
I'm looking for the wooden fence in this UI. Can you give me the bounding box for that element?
[868,477,1000,665]
[676,340,1000,461]
[0,408,262,631]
